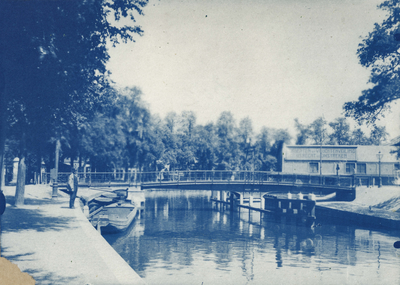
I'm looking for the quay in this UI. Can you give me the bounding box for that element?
[0,184,145,285]
[317,185,400,229]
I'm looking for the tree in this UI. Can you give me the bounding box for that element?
[294,118,311,145]
[269,129,292,171]
[176,111,197,169]
[215,111,239,170]
[309,117,328,145]
[369,125,389,145]
[115,87,150,173]
[343,0,400,123]
[237,117,254,170]
[193,123,218,170]
[0,0,148,204]
[350,128,369,145]
[328,117,351,145]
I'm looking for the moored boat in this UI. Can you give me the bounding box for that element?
[88,189,137,233]
[264,193,316,227]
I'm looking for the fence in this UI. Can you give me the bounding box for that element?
[39,170,398,188]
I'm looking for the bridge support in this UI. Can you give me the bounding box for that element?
[249,193,253,207]
[222,191,227,202]
[260,194,265,210]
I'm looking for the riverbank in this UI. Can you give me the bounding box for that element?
[0,184,145,284]
[317,185,400,229]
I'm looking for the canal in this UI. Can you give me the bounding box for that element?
[104,190,400,285]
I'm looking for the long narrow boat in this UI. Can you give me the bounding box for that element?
[88,189,137,233]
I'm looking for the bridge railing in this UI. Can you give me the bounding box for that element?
[42,172,138,185]
[135,171,356,188]
[42,170,398,188]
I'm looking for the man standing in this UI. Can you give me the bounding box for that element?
[68,169,78,209]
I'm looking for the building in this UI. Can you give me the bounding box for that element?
[282,145,399,176]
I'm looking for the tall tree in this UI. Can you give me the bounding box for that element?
[328,117,351,145]
[309,117,328,145]
[238,117,254,170]
[270,129,292,171]
[350,128,369,145]
[193,123,218,170]
[294,118,311,145]
[215,111,238,170]
[0,0,148,204]
[369,125,389,145]
[343,0,400,123]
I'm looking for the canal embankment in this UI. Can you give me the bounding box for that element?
[0,184,145,285]
[317,185,400,229]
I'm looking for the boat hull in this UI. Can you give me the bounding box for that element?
[264,195,316,227]
[90,203,137,233]
[87,189,138,233]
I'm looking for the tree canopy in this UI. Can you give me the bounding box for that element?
[0,0,148,204]
[343,0,400,123]
[294,117,387,146]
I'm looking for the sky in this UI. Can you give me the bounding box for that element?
[107,0,400,140]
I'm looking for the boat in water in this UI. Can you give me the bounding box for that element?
[87,189,137,233]
[264,193,316,227]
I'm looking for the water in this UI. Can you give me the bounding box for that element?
[104,190,400,285]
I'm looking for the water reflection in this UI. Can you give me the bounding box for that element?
[104,190,400,285]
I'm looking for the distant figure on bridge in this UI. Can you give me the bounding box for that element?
[68,169,79,209]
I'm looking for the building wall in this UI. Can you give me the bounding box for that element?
[282,145,399,176]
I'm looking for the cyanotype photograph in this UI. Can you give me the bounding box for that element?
[1,0,400,284]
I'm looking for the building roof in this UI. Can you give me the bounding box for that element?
[356,145,398,162]
[283,145,398,163]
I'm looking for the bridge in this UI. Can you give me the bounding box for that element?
[45,170,358,201]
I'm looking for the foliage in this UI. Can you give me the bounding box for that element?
[369,125,389,145]
[294,117,389,147]
[328,117,351,145]
[0,0,148,197]
[343,0,400,123]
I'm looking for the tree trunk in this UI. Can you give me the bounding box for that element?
[0,146,5,188]
[0,64,5,190]
[15,155,26,206]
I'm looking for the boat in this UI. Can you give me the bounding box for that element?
[263,193,316,227]
[87,188,137,233]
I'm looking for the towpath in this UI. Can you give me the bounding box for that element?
[0,184,145,285]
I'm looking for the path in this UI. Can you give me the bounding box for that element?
[0,184,145,285]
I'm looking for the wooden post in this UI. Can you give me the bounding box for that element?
[260,195,265,210]
[52,139,60,199]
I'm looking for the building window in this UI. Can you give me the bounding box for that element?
[310,163,319,173]
[357,163,366,174]
[346,163,355,174]
[395,163,400,171]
